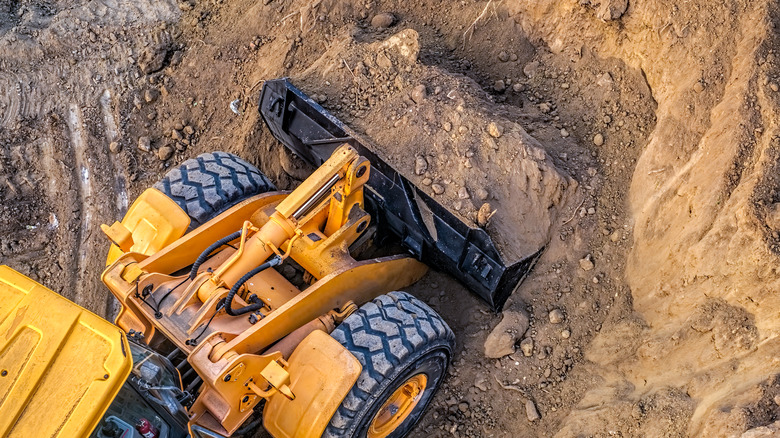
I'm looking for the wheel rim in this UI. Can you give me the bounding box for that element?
[367,373,428,438]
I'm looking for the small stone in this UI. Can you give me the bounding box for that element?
[432,184,444,195]
[538,102,551,113]
[579,254,595,271]
[157,145,174,161]
[415,155,428,175]
[593,133,605,146]
[422,177,432,186]
[510,53,518,62]
[144,89,158,103]
[512,83,523,92]
[523,61,540,78]
[476,188,489,201]
[411,84,427,103]
[693,82,704,93]
[520,337,534,357]
[109,141,121,153]
[525,399,541,421]
[174,122,184,131]
[587,207,596,215]
[457,187,470,199]
[774,394,780,406]
[171,129,183,141]
[484,309,530,358]
[771,83,779,92]
[458,401,469,413]
[488,122,503,138]
[560,128,569,138]
[474,373,490,391]
[443,121,452,132]
[477,203,495,228]
[137,136,151,152]
[493,79,506,92]
[370,12,395,28]
[610,230,621,242]
[549,309,564,324]
[561,329,571,339]
[498,51,509,62]
[183,125,195,136]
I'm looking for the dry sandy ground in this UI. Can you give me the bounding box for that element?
[1,0,779,437]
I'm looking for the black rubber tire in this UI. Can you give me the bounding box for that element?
[153,152,276,231]
[323,291,455,438]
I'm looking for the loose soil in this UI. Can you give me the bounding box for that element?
[1,0,779,437]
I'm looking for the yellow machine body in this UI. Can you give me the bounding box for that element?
[0,266,132,438]
[100,144,429,436]
[262,330,362,437]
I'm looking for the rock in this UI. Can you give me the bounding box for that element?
[415,155,428,175]
[523,61,540,78]
[593,133,605,146]
[174,122,184,131]
[422,177,432,186]
[493,79,506,92]
[483,309,530,358]
[741,421,780,438]
[458,401,469,413]
[579,254,595,271]
[525,399,541,421]
[595,0,628,21]
[144,89,158,103]
[512,82,523,92]
[109,141,121,153]
[457,187,470,199]
[693,82,704,93]
[498,50,509,62]
[477,203,495,228]
[183,125,195,136]
[157,145,174,161]
[510,53,518,62]
[771,83,779,92]
[138,43,170,74]
[432,184,444,195]
[137,136,151,152]
[411,84,427,103]
[610,230,621,242]
[560,128,569,138]
[370,12,395,28]
[171,129,183,141]
[520,338,534,357]
[443,121,452,132]
[549,309,564,324]
[561,329,571,339]
[538,102,551,113]
[488,122,503,138]
[475,188,489,201]
[474,373,490,391]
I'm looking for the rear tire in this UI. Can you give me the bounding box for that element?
[324,291,455,438]
[153,152,276,231]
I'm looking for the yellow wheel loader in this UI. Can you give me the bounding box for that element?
[0,79,542,438]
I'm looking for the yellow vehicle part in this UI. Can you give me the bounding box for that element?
[263,330,362,438]
[0,266,132,438]
[104,187,191,265]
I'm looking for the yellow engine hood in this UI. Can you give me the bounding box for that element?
[0,266,132,438]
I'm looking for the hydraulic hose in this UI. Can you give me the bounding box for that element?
[225,255,282,316]
[188,230,242,280]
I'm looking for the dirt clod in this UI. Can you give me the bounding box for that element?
[370,12,395,28]
[138,136,151,152]
[579,254,595,271]
[487,122,503,138]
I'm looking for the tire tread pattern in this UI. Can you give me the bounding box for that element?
[153,152,275,230]
[323,291,455,437]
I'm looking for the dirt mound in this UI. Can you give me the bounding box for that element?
[294,28,577,263]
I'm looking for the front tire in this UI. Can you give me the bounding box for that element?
[324,291,455,438]
[153,151,276,231]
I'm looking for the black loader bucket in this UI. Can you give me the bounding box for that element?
[258,78,542,311]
